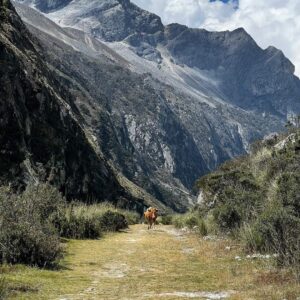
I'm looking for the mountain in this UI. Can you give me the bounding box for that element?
[0,0,167,214]
[3,0,300,211]
[31,0,299,118]
[14,0,300,118]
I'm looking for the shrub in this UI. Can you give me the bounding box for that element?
[57,205,102,239]
[0,184,63,267]
[239,204,300,278]
[0,221,61,267]
[161,215,173,225]
[277,172,300,216]
[240,223,264,253]
[56,203,131,239]
[21,184,65,220]
[120,210,140,225]
[183,214,198,228]
[171,212,208,236]
[257,207,300,260]
[213,203,241,230]
[197,218,208,236]
[99,210,127,232]
[0,276,7,300]
[172,214,185,229]
[204,213,219,235]
[0,185,139,267]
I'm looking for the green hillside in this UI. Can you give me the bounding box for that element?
[194,128,300,277]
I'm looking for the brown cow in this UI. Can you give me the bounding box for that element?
[144,207,159,230]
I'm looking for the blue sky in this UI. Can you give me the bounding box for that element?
[131,0,300,76]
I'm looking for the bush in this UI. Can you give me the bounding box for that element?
[204,213,219,235]
[57,205,102,239]
[21,184,65,221]
[184,214,200,229]
[0,276,7,300]
[120,210,140,225]
[0,221,61,267]
[213,203,241,230]
[240,223,264,253]
[277,172,300,216]
[56,203,130,239]
[0,185,140,267]
[171,212,208,236]
[161,215,173,225]
[0,184,63,267]
[239,204,300,278]
[99,210,127,231]
[172,214,185,229]
[197,218,208,236]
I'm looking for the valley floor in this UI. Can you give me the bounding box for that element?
[3,225,300,299]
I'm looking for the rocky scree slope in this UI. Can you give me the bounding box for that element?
[0,0,166,213]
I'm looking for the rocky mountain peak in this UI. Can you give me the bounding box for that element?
[16,0,165,42]
[264,46,295,74]
[164,23,188,41]
[117,0,130,6]
[35,0,72,12]
[15,0,72,12]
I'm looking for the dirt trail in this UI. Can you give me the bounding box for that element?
[57,225,235,300]
[9,224,300,299]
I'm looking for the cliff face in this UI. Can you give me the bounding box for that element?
[0,0,114,199]
[0,1,168,214]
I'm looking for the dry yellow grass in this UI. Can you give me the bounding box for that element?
[2,225,300,299]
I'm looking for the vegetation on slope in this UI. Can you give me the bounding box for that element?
[214,129,300,276]
[174,128,300,278]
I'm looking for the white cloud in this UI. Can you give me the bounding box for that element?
[132,0,300,77]
[133,0,237,28]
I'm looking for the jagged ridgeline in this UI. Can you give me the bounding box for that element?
[0,0,167,213]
